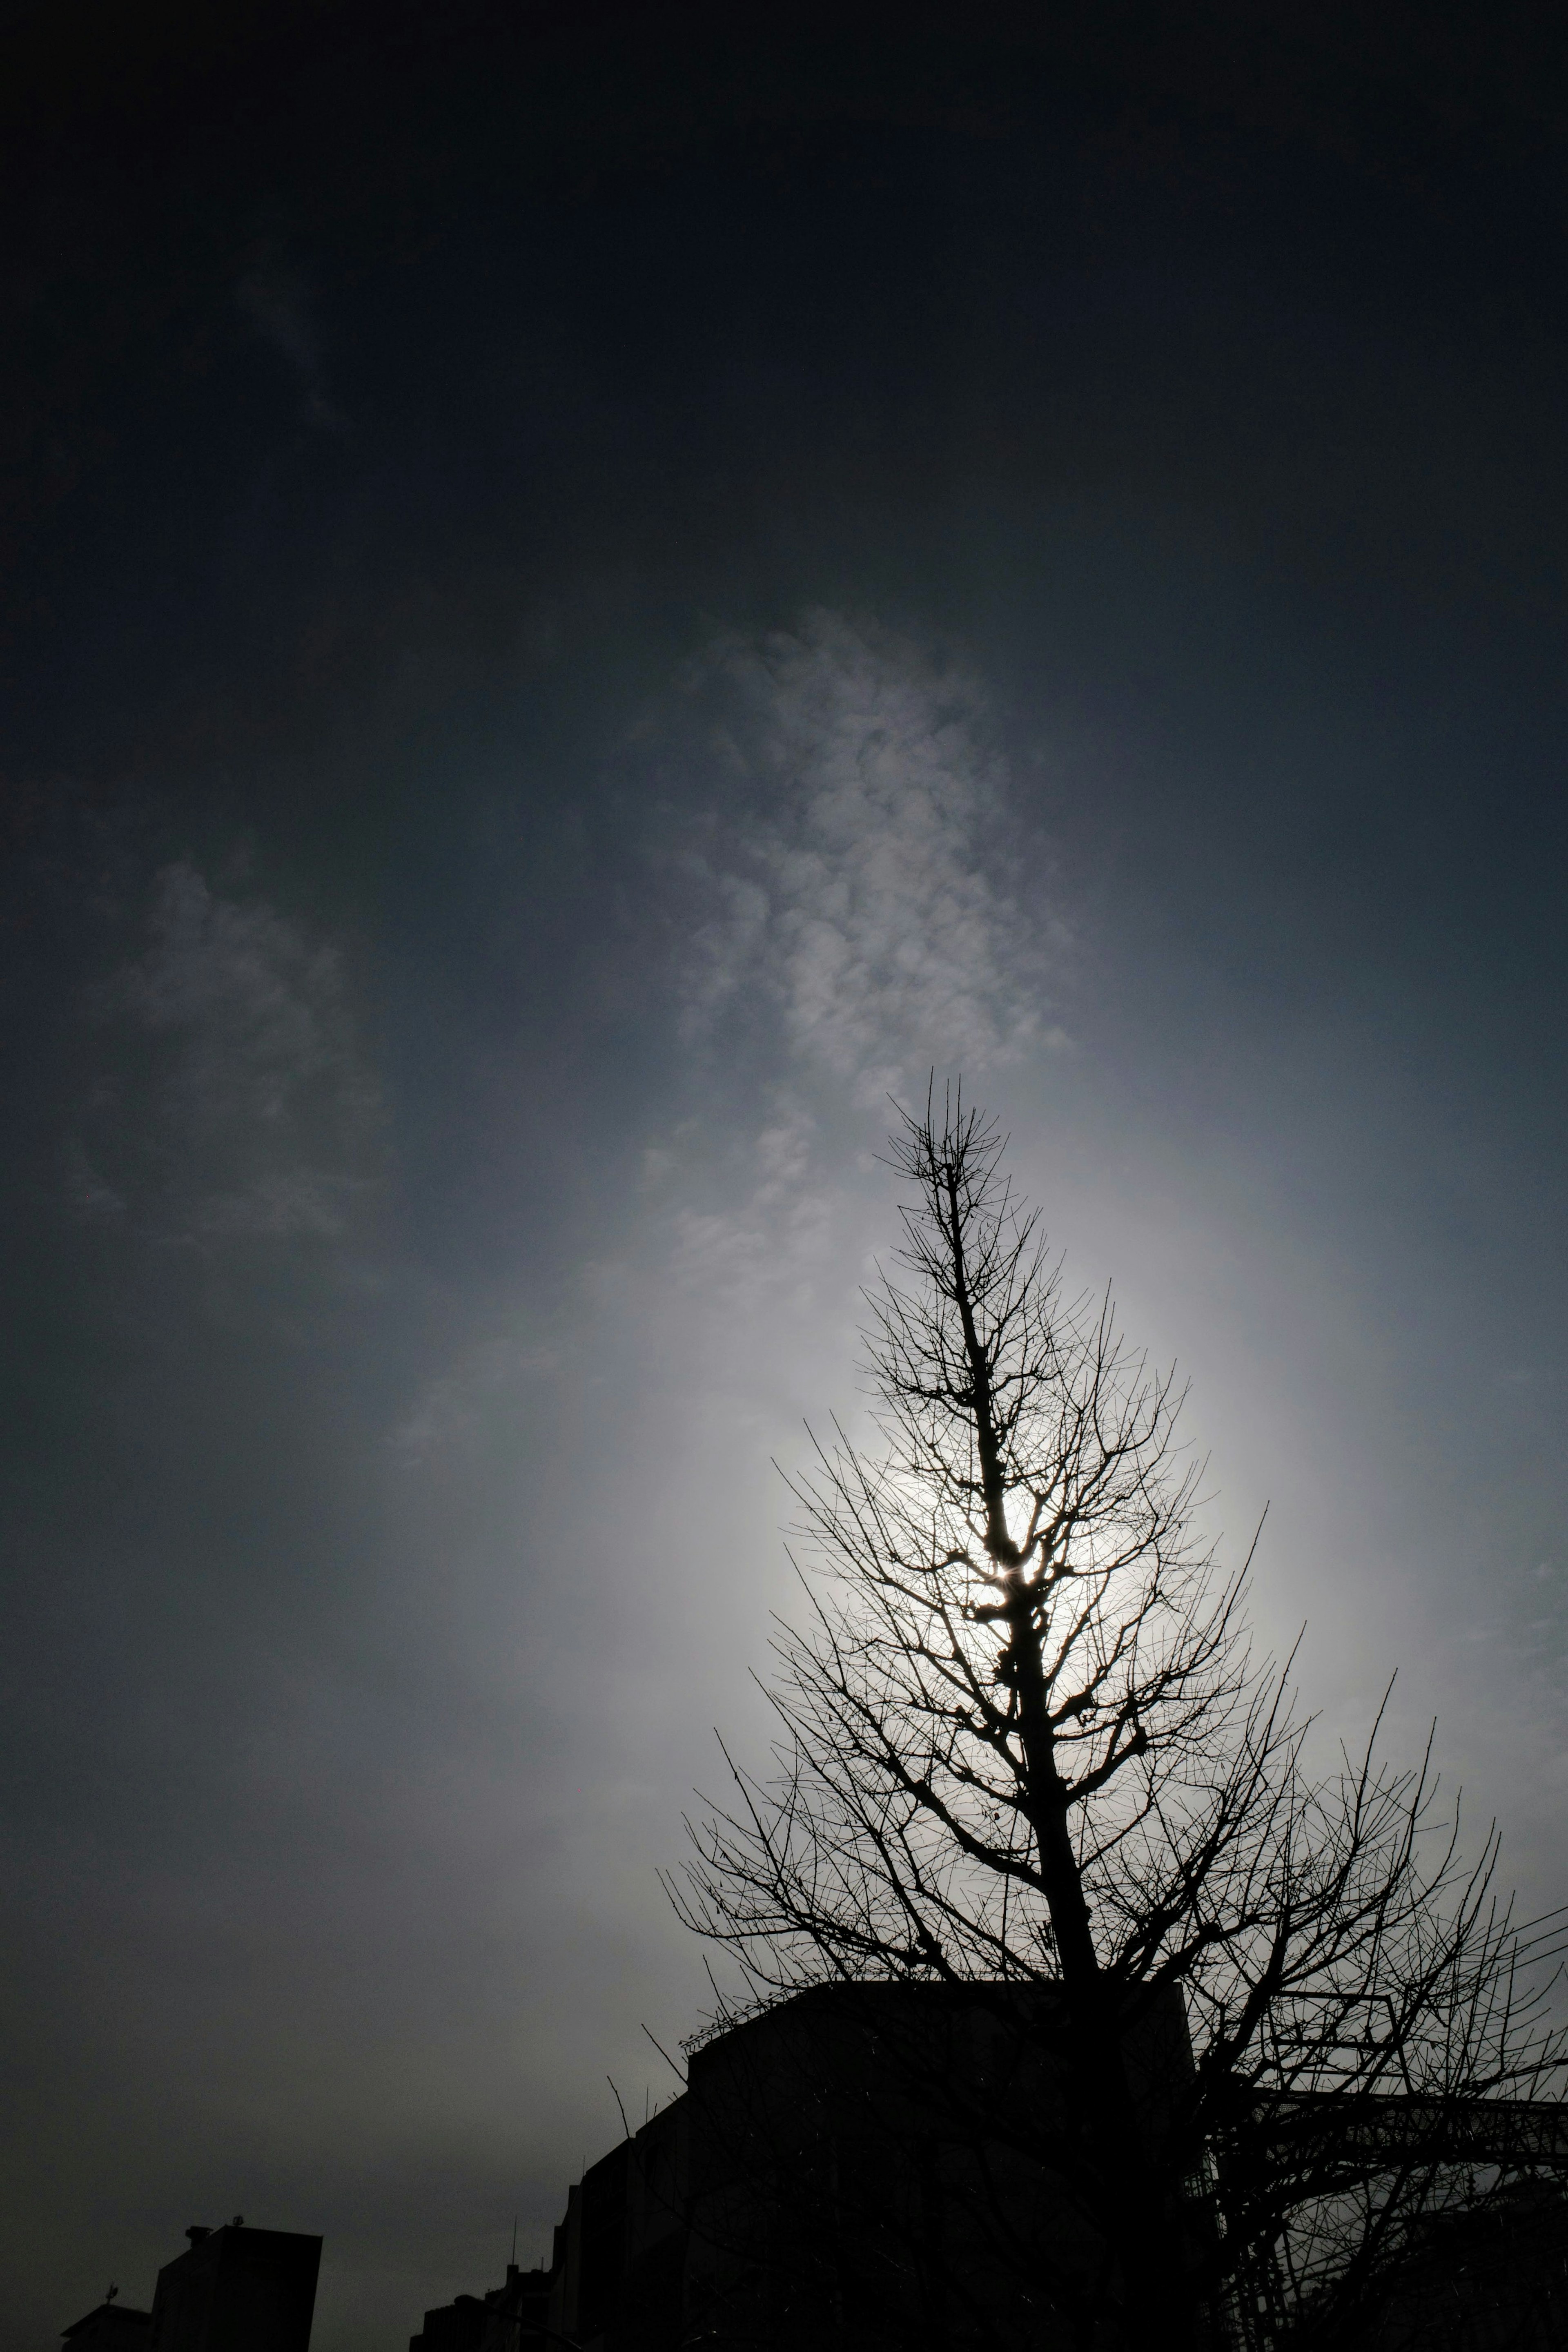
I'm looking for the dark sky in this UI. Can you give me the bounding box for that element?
[5,3,1568,2342]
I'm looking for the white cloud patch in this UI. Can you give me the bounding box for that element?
[676,609,1062,1101]
[74,860,381,1248]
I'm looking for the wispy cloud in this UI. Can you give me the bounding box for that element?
[391,1330,560,1465]
[73,860,380,1249]
[677,609,1062,1101]
[664,1100,835,1318]
[636,612,1067,1327]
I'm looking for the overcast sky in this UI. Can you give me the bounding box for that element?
[5,4,1568,2343]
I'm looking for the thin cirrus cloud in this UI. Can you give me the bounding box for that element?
[390,1331,562,1464]
[70,858,381,1251]
[649,611,1066,1318]
[675,609,1062,1101]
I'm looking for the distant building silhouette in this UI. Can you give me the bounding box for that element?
[64,2220,321,2352]
[408,2262,552,2352]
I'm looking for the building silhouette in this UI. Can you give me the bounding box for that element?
[408,2262,553,2352]
[60,2302,153,2352]
[1348,2184,1568,2352]
[62,2221,321,2352]
[414,1980,1198,2352]
[411,1982,1568,2352]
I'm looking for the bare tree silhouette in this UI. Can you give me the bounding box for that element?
[669,1088,1568,2352]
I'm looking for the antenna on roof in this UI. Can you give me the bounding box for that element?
[106,2287,118,2305]
[510,2214,517,2268]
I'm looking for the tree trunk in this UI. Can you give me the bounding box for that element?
[944,1173,1197,2352]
